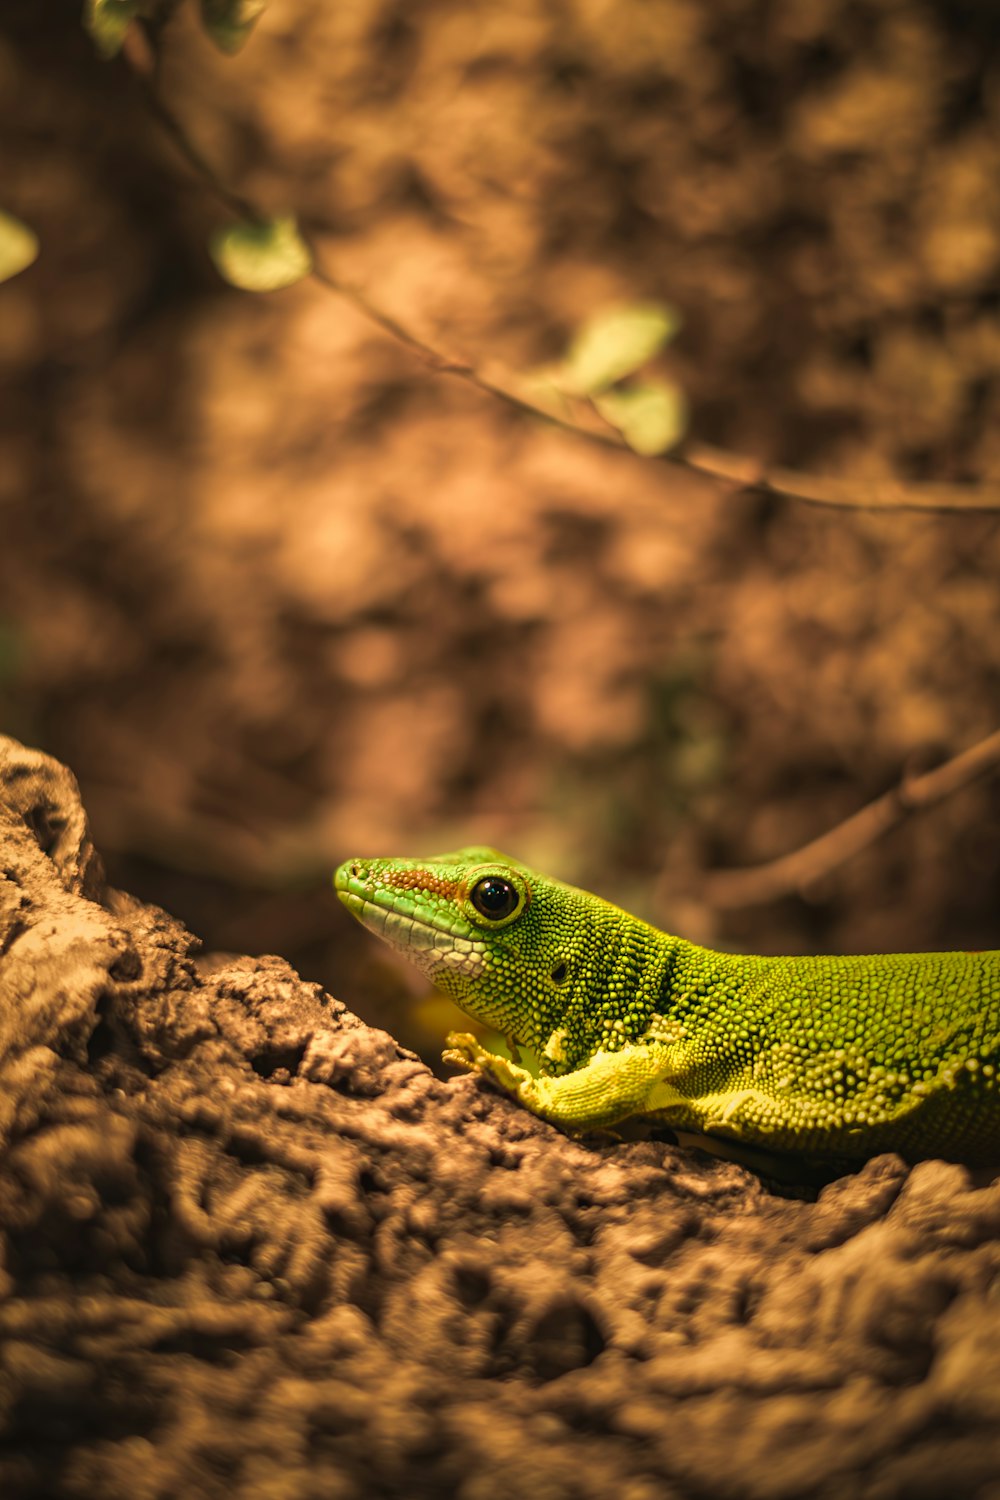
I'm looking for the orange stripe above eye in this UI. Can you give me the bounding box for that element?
[382,869,462,900]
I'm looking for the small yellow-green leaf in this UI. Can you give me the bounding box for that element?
[564,302,681,395]
[0,211,39,285]
[83,0,141,58]
[593,380,689,456]
[209,216,312,292]
[200,0,267,54]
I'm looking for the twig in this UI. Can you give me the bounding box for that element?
[703,728,1000,909]
[126,48,256,220]
[127,41,1000,515]
[678,444,1000,514]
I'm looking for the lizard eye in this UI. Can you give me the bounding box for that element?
[470,876,520,921]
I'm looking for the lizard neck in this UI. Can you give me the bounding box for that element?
[654,940,777,1066]
[666,941,771,1003]
[540,914,682,1073]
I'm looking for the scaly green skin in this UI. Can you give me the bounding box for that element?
[334,848,1000,1162]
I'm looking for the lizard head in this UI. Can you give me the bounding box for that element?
[334,847,630,1063]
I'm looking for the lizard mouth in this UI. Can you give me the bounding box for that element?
[335,869,464,933]
[337,886,441,938]
[336,883,488,978]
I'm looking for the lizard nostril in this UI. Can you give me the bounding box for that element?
[350,863,366,880]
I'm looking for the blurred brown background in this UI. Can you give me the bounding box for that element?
[1,0,999,1055]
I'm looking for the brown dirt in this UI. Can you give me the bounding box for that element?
[2,735,1000,1500]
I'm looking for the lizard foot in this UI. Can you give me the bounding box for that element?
[443,1031,531,1096]
[703,1087,769,1137]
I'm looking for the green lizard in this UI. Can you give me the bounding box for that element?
[334,848,1000,1162]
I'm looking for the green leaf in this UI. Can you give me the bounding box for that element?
[564,302,681,395]
[593,380,689,456]
[0,211,39,285]
[209,216,312,292]
[83,0,141,59]
[199,0,267,54]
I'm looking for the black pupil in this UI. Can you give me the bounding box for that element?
[471,877,519,920]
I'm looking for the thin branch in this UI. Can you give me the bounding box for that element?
[703,728,1000,910]
[680,444,1000,514]
[126,39,256,220]
[128,43,1000,514]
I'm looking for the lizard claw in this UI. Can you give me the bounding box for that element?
[703,1087,767,1136]
[443,1031,530,1095]
[442,1031,483,1072]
